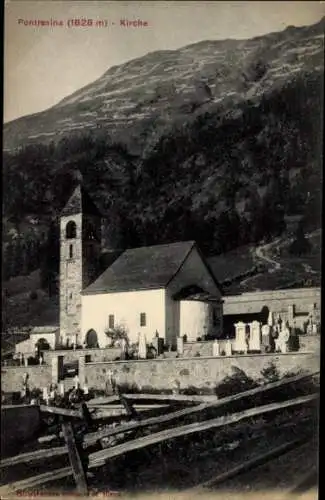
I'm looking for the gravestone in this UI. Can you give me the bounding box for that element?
[212,339,220,357]
[261,324,271,351]
[74,374,80,389]
[234,322,247,352]
[249,321,261,352]
[177,336,184,355]
[225,339,232,356]
[277,327,290,353]
[152,333,164,355]
[42,387,49,403]
[120,338,127,360]
[172,379,180,394]
[138,332,147,359]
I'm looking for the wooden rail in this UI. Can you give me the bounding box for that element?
[0,371,318,495]
[88,393,317,468]
[0,446,68,468]
[39,405,82,418]
[84,370,319,447]
[0,467,72,495]
[1,394,316,493]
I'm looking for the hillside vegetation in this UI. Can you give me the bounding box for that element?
[2,19,323,303]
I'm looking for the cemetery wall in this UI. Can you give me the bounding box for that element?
[223,287,321,315]
[298,335,320,353]
[82,352,319,393]
[43,347,121,364]
[182,334,320,358]
[1,365,52,393]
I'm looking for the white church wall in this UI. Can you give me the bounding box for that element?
[81,288,166,347]
[179,300,212,341]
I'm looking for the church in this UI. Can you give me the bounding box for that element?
[59,184,224,349]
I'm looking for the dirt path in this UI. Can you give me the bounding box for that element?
[255,238,282,270]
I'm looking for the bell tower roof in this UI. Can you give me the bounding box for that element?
[61,183,102,217]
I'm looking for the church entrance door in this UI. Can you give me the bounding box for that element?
[85,329,99,348]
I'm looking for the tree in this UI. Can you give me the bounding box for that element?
[40,220,60,296]
[289,222,312,256]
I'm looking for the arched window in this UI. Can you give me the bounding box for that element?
[69,244,73,259]
[66,221,77,239]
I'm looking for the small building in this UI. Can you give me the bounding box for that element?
[13,326,60,355]
[284,214,304,236]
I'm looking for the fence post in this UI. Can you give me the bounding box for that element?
[78,356,86,388]
[51,355,64,384]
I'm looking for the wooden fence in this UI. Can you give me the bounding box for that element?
[0,371,319,496]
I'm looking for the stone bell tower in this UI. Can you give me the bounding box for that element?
[59,183,102,345]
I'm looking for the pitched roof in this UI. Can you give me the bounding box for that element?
[61,184,102,217]
[82,241,196,294]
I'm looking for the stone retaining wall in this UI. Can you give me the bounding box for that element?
[43,347,121,364]
[1,366,52,392]
[82,352,319,393]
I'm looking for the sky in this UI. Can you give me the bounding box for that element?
[4,1,325,123]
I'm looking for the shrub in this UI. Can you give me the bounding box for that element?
[27,356,39,365]
[179,368,189,376]
[182,385,200,396]
[30,388,42,399]
[261,361,280,383]
[288,334,300,352]
[215,366,259,398]
[105,323,129,345]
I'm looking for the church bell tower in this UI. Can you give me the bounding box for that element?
[59,184,102,345]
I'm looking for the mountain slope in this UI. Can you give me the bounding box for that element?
[4,18,324,154]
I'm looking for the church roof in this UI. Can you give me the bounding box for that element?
[82,241,196,294]
[61,184,102,217]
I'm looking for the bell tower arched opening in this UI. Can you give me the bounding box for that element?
[66,221,77,239]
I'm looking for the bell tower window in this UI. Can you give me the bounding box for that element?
[69,244,73,259]
[66,221,77,239]
[66,289,75,314]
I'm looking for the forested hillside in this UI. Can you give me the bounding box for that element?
[2,18,323,297]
